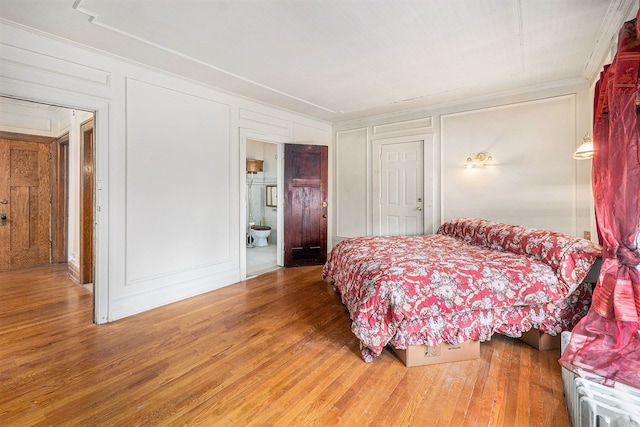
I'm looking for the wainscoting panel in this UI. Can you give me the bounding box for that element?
[336,128,368,238]
[124,78,234,289]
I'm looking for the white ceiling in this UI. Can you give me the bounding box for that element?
[0,0,636,122]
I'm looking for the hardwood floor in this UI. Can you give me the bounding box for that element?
[0,265,570,426]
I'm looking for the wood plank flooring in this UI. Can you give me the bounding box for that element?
[0,264,570,426]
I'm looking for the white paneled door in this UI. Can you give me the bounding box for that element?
[377,140,424,236]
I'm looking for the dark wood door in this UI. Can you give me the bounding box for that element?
[79,119,94,285]
[283,144,328,267]
[0,135,52,271]
[50,133,69,264]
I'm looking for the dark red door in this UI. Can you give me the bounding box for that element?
[283,144,328,267]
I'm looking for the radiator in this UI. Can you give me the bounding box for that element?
[561,331,640,426]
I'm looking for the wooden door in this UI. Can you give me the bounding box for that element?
[0,135,52,272]
[283,144,328,267]
[377,140,424,236]
[79,119,94,285]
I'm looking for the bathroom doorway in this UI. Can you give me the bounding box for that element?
[245,138,281,277]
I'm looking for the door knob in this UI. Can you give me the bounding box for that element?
[417,207,422,211]
[0,199,7,204]
[1,213,6,226]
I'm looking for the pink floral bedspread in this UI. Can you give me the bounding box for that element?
[322,218,601,362]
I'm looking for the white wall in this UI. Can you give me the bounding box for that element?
[333,83,593,244]
[0,22,330,322]
[64,109,93,272]
[441,95,577,232]
[334,128,368,238]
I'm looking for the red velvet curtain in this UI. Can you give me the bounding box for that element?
[559,12,640,388]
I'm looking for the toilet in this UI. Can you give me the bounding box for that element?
[251,225,271,247]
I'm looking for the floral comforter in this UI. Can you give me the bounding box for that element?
[322,218,601,362]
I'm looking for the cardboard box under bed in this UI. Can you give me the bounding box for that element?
[517,329,561,350]
[392,340,481,367]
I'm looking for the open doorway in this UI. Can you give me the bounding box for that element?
[245,138,281,277]
[0,97,95,302]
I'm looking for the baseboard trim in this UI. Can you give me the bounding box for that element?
[68,263,80,284]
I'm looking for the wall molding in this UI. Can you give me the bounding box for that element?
[0,111,52,133]
[373,117,433,137]
[239,108,290,135]
[0,42,111,88]
[0,130,55,144]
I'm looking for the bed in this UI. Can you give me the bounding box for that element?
[322,218,602,362]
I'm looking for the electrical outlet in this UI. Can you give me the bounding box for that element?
[584,231,591,240]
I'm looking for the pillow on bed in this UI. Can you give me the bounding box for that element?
[438,218,601,291]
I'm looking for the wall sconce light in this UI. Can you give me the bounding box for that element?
[246,159,264,173]
[572,133,594,160]
[463,151,496,168]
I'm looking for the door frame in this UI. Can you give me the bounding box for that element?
[239,129,287,279]
[372,134,436,235]
[0,89,109,324]
[79,118,94,285]
[51,132,69,264]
